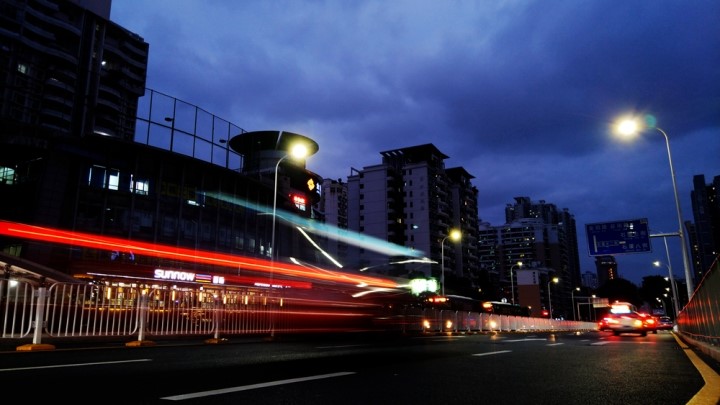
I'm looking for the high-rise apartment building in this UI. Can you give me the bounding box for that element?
[446,167,480,282]
[477,197,581,318]
[581,270,599,290]
[344,144,481,291]
[317,178,349,263]
[689,174,720,281]
[0,0,148,142]
[595,255,618,286]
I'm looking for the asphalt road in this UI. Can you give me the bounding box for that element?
[0,331,717,404]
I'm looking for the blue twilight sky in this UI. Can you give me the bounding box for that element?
[110,0,720,287]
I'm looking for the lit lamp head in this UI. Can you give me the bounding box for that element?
[289,143,309,160]
[449,229,461,242]
[613,114,659,140]
[616,118,639,137]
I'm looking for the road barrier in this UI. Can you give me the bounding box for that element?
[2,279,600,350]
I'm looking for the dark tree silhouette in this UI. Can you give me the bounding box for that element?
[595,278,641,307]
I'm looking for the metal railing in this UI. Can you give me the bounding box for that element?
[676,256,720,362]
[5,260,717,351]
[2,280,598,348]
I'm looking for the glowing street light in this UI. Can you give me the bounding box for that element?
[440,229,462,296]
[547,277,559,320]
[271,143,310,265]
[571,287,580,321]
[510,261,523,305]
[654,260,679,318]
[614,116,695,298]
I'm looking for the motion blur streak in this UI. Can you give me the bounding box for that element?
[204,191,424,258]
[0,220,399,288]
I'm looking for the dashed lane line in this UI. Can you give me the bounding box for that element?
[0,358,151,372]
[160,371,356,401]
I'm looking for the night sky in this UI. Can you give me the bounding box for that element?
[111,0,720,286]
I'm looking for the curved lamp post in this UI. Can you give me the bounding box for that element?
[547,277,559,319]
[510,261,523,305]
[440,229,462,296]
[271,143,310,265]
[268,142,309,338]
[615,117,695,298]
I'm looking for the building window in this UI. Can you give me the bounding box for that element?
[17,63,28,74]
[88,165,120,190]
[0,166,15,185]
[131,175,149,195]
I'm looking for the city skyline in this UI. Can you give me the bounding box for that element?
[111,0,720,286]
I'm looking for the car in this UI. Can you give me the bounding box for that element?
[637,312,658,334]
[598,302,650,336]
[656,316,674,331]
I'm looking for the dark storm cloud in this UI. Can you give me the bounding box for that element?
[111,0,720,284]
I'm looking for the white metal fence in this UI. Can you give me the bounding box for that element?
[2,280,600,348]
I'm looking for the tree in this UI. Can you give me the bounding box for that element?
[639,275,670,314]
[594,278,641,307]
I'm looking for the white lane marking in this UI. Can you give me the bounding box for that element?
[316,344,368,349]
[591,341,654,345]
[504,338,547,342]
[547,343,564,346]
[160,371,356,401]
[472,350,512,357]
[415,335,467,339]
[0,359,151,372]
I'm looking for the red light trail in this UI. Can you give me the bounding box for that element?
[0,220,399,288]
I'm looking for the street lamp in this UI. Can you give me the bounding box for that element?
[654,260,679,318]
[267,142,309,339]
[547,277,559,319]
[509,261,523,305]
[571,287,580,321]
[615,117,695,298]
[270,143,310,265]
[440,229,462,296]
[656,297,667,315]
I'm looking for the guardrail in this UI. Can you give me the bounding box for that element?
[676,256,720,363]
[2,280,598,350]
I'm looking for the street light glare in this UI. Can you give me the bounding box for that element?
[290,143,309,159]
[440,229,462,296]
[617,119,639,136]
[449,229,462,241]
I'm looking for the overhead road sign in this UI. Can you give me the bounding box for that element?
[586,218,651,256]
